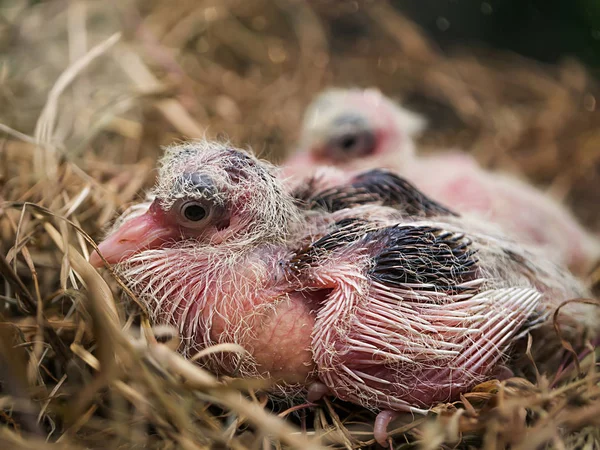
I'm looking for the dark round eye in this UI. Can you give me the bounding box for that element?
[173,198,222,231]
[182,203,207,221]
[330,130,376,158]
[339,135,358,150]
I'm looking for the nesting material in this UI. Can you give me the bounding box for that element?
[1,1,600,449]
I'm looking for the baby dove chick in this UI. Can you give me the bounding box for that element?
[91,141,596,446]
[287,88,600,275]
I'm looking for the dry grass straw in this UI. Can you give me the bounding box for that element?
[0,0,599,448]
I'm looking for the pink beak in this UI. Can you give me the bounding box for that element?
[90,210,177,268]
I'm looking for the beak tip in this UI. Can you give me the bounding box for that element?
[87,212,172,268]
[89,250,104,268]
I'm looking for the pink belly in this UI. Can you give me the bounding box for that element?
[245,292,317,384]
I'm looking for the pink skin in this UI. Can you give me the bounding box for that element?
[410,159,595,273]
[90,203,177,267]
[374,411,399,448]
[306,381,330,402]
[92,145,592,446]
[93,201,532,446]
[288,89,599,274]
[91,200,318,384]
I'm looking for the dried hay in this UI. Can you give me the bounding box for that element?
[0,0,599,448]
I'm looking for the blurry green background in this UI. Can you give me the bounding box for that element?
[394,0,600,69]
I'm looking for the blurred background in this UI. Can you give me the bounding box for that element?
[1,2,600,448]
[1,0,599,231]
[397,0,600,68]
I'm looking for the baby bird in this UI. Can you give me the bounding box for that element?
[91,142,596,446]
[286,88,600,275]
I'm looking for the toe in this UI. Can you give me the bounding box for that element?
[306,381,330,402]
[374,410,398,447]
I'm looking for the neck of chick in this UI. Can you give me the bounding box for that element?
[119,208,317,385]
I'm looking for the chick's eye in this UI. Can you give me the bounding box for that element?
[177,201,209,225]
[183,203,206,221]
[339,135,358,150]
[331,130,376,157]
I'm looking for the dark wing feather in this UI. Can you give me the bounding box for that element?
[290,217,479,296]
[289,218,372,271]
[368,225,479,294]
[305,169,457,216]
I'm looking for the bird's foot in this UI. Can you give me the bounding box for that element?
[374,410,398,447]
[306,381,330,402]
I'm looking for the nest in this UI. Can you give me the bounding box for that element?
[0,1,599,448]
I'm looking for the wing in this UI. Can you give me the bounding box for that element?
[295,223,540,412]
[298,169,457,217]
[369,225,478,295]
[424,288,541,385]
[288,218,374,272]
